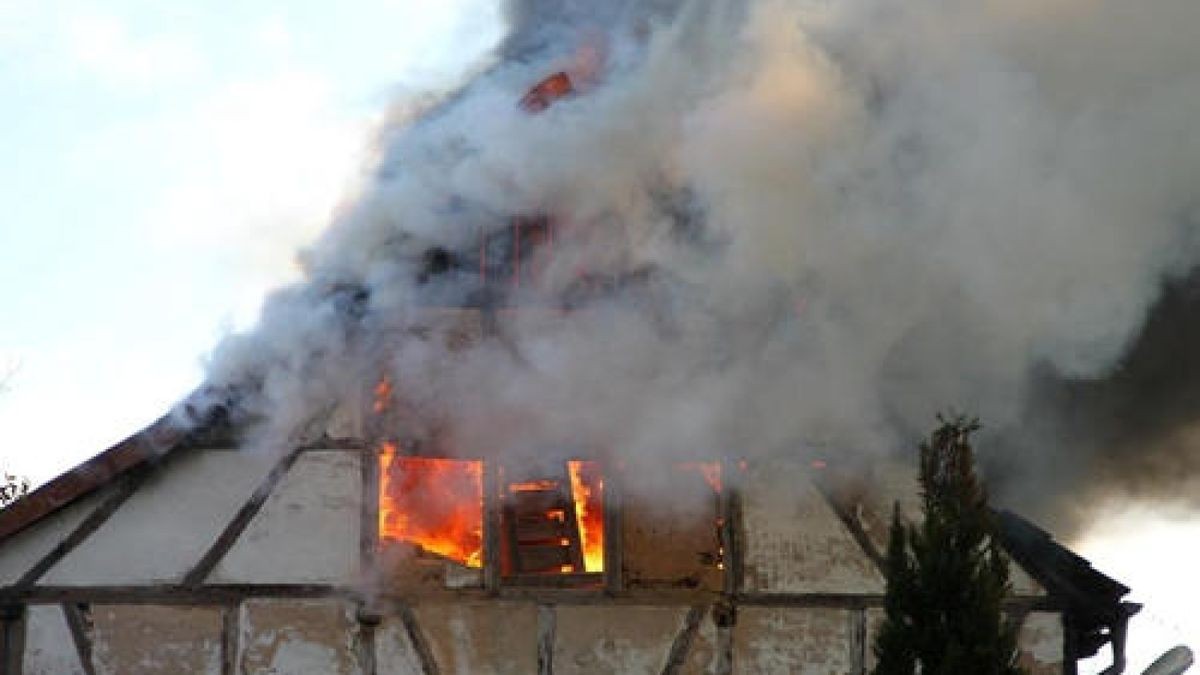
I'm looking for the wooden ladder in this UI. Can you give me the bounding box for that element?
[501,463,585,576]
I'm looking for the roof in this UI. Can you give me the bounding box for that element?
[994,508,1140,663]
[0,416,185,542]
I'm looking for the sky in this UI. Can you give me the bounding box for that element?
[0,1,1193,672]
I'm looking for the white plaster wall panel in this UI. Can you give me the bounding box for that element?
[42,450,275,585]
[240,599,363,675]
[741,459,884,594]
[554,605,685,674]
[1017,611,1064,675]
[733,607,854,675]
[22,604,87,675]
[375,616,425,675]
[414,602,537,675]
[212,451,362,584]
[91,604,222,675]
[0,493,102,586]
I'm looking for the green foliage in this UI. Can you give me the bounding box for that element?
[872,416,1025,675]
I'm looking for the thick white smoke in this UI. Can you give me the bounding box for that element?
[193,0,1200,520]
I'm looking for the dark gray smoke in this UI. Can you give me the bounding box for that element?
[187,0,1200,536]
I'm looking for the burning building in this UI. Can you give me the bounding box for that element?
[0,397,1140,674]
[2,0,1196,672]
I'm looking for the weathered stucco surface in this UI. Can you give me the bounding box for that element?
[1018,611,1064,675]
[22,604,87,675]
[0,493,101,585]
[44,450,275,585]
[213,451,362,584]
[91,604,222,675]
[733,607,855,674]
[414,602,537,675]
[742,459,883,594]
[554,605,685,674]
[240,599,362,675]
[680,607,719,675]
[375,615,425,675]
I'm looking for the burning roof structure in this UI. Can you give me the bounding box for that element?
[4,0,1198,671]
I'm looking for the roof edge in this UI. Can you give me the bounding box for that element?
[0,414,188,543]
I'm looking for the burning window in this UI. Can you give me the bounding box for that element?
[377,446,607,582]
[499,460,604,578]
[378,443,484,568]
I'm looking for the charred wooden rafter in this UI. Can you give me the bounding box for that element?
[397,603,440,675]
[661,604,706,675]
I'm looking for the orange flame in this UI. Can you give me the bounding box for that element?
[567,460,605,573]
[373,376,393,414]
[378,443,483,568]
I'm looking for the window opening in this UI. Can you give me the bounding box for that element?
[499,460,605,578]
[378,444,484,568]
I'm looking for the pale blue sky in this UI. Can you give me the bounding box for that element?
[0,2,1193,671]
[0,0,501,484]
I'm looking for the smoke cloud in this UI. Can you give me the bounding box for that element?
[190,0,1200,533]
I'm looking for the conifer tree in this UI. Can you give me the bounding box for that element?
[872,416,1025,675]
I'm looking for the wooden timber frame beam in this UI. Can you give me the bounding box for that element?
[602,461,623,595]
[182,447,304,588]
[61,602,97,675]
[358,443,382,675]
[14,466,153,591]
[1,603,25,675]
[716,457,744,675]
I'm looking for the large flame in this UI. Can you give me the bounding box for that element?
[378,443,483,568]
[567,460,604,573]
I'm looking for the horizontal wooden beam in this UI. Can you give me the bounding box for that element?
[2,584,349,605]
[0,584,1058,612]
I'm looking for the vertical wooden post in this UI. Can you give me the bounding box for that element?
[849,608,867,675]
[537,604,556,675]
[719,458,744,597]
[361,444,381,581]
[603,463,623,595]
[221,603,240,675]
[1,604,25,675]
[483,459,502,593]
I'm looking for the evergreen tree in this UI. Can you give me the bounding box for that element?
[872,416,1025,675]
